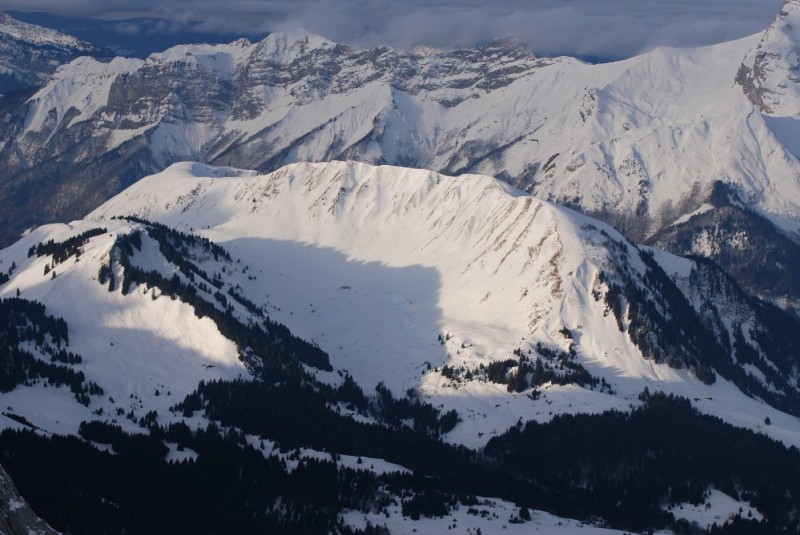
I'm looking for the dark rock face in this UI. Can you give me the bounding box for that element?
[0,463,59,535]
[648,182,800,315]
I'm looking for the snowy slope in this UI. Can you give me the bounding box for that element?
[343,498,634,535]
[80,161,800,449]
[0,160,794,533]
[0,219,247,438]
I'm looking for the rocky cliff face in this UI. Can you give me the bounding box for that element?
[737,0,800,116]
[0,463,58,535]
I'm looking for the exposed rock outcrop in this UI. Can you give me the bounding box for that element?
[0,463,58,535]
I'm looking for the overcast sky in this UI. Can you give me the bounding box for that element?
[0,0,784,60]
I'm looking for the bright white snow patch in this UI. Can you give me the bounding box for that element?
[669,489,762,529]
[342,497,635,535]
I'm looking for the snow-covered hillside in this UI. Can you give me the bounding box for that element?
[2,162,764,446]
[0,218,247,438]
[0,12,104,95]
[0,160,797,451]
[2,160,799,533]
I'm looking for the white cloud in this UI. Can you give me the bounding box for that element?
[0,0,783,59]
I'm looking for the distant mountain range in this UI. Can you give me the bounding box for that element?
[6,10,265,59]
[0,12,108,95]
[2,5,800,313]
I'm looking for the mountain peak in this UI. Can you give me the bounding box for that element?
[252,29,340,62]
[0,12,93,50]
[737,0,800,116]
[0,11,107,94]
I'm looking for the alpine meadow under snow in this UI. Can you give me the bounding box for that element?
[1,1,800,534]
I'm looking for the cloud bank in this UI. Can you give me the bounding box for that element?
[0,0,782,60]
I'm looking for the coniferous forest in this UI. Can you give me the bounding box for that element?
[1,290,799,534]
[2,381,799,534]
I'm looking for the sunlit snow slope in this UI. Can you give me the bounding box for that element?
[77,161,800,449]
[0,218,247,438]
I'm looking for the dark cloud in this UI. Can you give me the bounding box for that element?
[0,0,782,60]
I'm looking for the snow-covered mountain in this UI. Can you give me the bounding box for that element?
[738,0,800,118]
[0,12,107,95]
[4,29,794,234]
[2,161,799,533]
[1,161,797,447]
[2,5,800,532]
[2,4,800,311]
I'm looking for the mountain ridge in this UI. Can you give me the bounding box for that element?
[86,160,800,446]
[0,12,108,95]
[2,160,800,533]
[7,27,798,234]
[3,8,800,316]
